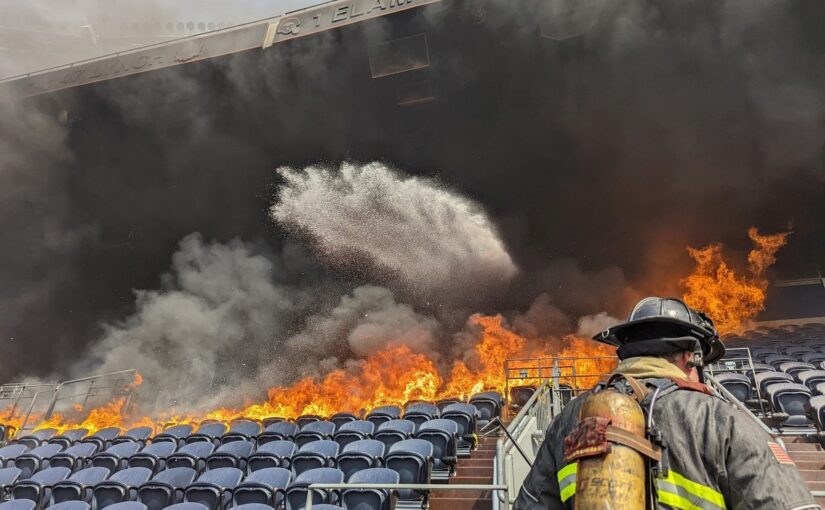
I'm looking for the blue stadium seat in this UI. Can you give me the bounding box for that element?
[341,468,399,510]
[765,383,814,426]
[0,500,35,510]
[337,440,385,482]
[152,425,194,448]
[165,442,215,472]
[284,468,344,510]
[755,372,794,396]
[248,441,297,472]
[95,503,146,510]
[402,404,439,431]
[0,445,29,467]
[81,428,122,451]
[220,421,261,445]
[765,354,796,369]
[51,466,111,503]
[136,466,197,510]
[15,429,58,450]
[296,417,322,429]
[205,440,254,470]
[113,428,153,447]
[261,418,285,429]
[797,370,825,393]
[373,421,414,450]
[333,421,375,449]
[712,373,752,403]
[435,399,461,412]
[128,441,177,473]
[162,503,208,510]
[232,467,291,507]
[49,429,89,449]
[469,392,503,426]
[415,420,458,476]
[15,443,64,478]
[50,443,99,471]
[186,423,228,446]
[45,502,90,510]
[183,467,244,510]
[92,467,152,509]
[510,387,535,409]
[778,362,816,380]
[294,422,335,448]
[291,441,339,477]
[329,414,358,432]
[384,439,432,502]
[809,395,825,429]
[0,466,21,495]
[91,442,142,473]
[11,466,71,505]
[441,404,478,452]
[365,407,401,428]
[232,504,277,510]
[257,423,298,446]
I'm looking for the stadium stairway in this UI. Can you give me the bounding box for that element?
[783,437,825,505]
[430,436,497,510]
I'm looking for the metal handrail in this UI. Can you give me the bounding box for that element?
[305,483,508,510]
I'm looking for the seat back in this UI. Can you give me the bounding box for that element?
[52,466,111,503]
[713,373,752,403]
[222,421,261,444]
[167,442,215,471]
[292,441,339,477]
[385,440,431,500]
[137,467,197,510]
[365,407,401,428]
[333,422,374,449]
[184,467,243,510]
[248,441,297,472]
[232,467,291,506]
[206,441,254,470]
[329,414,358,431]
[258,423,299,445]
[342,468,399,510]
[285,468,344,510]
[94,467,153,509]
[336,440,384,481]
[768,383,813,426]
[415,420,457,471]
[373,420,414,450]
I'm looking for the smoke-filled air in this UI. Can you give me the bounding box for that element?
[0,0,822,434]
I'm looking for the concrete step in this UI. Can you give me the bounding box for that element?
[786,452,825,462]
[433,489,493,499]
[784,442,823,452]
[798,470,825,482]
[430,496,492,510]
[793,460,825,471]
[806,481,825,492]
[472,450,496,460]
[462,458,493,468]
[457,466,494,477]
[452,475,493,484]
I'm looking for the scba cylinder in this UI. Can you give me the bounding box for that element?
[574,390,647,510]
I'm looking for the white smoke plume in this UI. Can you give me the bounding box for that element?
[576,312,622,339]
[271,162,518,301]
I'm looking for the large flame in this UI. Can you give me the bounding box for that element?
[681,227,789,333]
[4,313,615,436]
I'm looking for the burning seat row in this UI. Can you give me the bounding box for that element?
[0,392,503,510]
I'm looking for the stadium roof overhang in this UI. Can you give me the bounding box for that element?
[0,0,441,101]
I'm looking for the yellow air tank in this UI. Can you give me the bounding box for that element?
[574,389,647,510]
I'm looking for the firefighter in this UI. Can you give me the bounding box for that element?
[513,296,818,510]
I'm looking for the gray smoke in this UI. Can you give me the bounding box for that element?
[272,162,519,301]
[74,233,326,409]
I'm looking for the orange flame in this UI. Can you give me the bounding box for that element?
[681,227,789,334]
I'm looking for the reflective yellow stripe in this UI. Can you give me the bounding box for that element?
[657,470,726,510]
[557,462,577,502]
[557,462,577,481]
[658,490,706,510]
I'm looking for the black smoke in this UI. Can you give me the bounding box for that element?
[0,0,823,385]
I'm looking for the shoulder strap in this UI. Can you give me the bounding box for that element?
[606,373,649,405]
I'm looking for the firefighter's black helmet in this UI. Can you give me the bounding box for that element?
[594,297,725,363]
